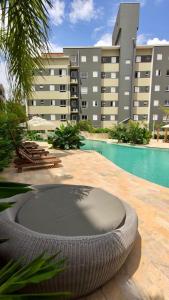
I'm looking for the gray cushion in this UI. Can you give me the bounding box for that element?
[16,185,126,236]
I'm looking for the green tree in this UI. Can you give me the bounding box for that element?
[0,0,52,99]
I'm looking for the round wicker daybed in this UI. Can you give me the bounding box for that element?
[0,184,138,299]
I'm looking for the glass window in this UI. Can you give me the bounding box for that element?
[33,100,36,106]
[60,85,66,92]
[50,69,54,76]
[153,114,158,121]
[81,87,88,94]
[93,114,98,121]
[82,115,88,120]
[71,56,76,63]
[125,60,131,64]
[135,71,140,78]
[93,86,98,92]
[111,57,117,63]
[155,69,161,76]
[165,85,169,91]
[164,100,169,106]
[136,56,141,63]
[40,100,44,105]
[133,114,138,121]
[110,115,115,121]
[60,114,66,121]
[81,56,86,62]
[166,70,169,76]
[93,56,98,62]
[134,86,140,93]
[125,76,130,80]
[80,72,88,79]
[82,101,87,108]
[50,85,55,91]
[154,85,160,92]
[153,100,159,107]
[111,87,116,93]
[111,73,116,79]
[51,114,56,121]
[59,69,66,76]
[93,101,98,107]
[124,91,130,95]
[93,71,98,78]
[134,101,139,107]
[110,101,116,107]
[40,85,44,89]
[51,100,55,106]
[60,100,66,107]
[157,54,163,61]
[124,106,129,110]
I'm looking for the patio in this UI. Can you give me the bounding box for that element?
[2,142,169,300]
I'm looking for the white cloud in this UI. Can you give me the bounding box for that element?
[49,0,65,26]
[93,26,104,34]
[107,15,116,27]
[147,38,169,45]
[0,60,10,99]
[48,42,63,52]
[69,0,103,24]
[137,34,150,44]
[94,33,112,47]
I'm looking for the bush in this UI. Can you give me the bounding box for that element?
[77,120,93,132]
[51,123,85,150]
[91,127,110,134]
[25,130,45,141]
[109,121,151,145]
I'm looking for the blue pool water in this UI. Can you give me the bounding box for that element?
[81,140,169,188]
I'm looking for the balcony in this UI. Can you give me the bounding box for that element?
[70,63,79,69]
[71,107,79,113]
[70,78,78,84]
[70,94,78,99]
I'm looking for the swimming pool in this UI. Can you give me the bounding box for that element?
[81,139,169,188]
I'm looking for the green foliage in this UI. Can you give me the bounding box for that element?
[109,121,151,145]
[0,101,26,171]
[51,123,85,150]
[77,120,93,132]
[25,131,45,142]
[0,0,53,99]
[91,127,110,134]
[0,182,31,199]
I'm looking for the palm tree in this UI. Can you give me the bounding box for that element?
[0,0,52,99]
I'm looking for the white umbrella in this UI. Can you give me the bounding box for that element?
[27,116,56,130]
[162,124,169,128]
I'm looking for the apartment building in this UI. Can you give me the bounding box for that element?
[27,3,169,129]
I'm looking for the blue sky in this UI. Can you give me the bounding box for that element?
[1,0,169,93]
[47,0,169,51]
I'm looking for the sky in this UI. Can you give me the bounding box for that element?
[1,0,169,95]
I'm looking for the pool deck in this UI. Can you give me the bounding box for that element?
[2,142,169,300]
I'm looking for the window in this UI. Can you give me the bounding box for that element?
[134,101,139,107]
[82,101,87,108]
[101,87,106,93]
[51,114,56,121]
[50,69,54,76]
[39,85,44,89]
[111,87,116,93]
[92,101,98,107]
[93,114,98,121]
[124,91,129,95]
[82,115,88,120]
[125,60,131,64]
[125,76,130,80]
[157,54,163,61]
[154,100,159,107]
[33,100,36,106]
[60,85,66,92]
[124,106,129,110]
[154,85,160,92]
[136,56,141,63]
[155,69,161,76]
[93,86,98,92]
[93,71,98,78]
[101,72,106,78]
[102,57,111,63]
[59,69,66,76]
[111,57,117,63]
[32,86,35,92]
[135,71,140,78]
[134,86,140,93]
[110,101,116,107]
[101,115,106,120]
[143,101,148,106]
[166,70,169,76]
[60,114,66,121]
[80,72,88,79]
[133,114,138,121]
[50,85,55,91]
[110,115,115,121]
[60,100,66,107]
[164,100,169,106]
[81,56,86,62]
[71,56,76,63]
[40,100,44,105]
[51,100,55,106]
[165,85,169,91]
[145,71,150,77]
[153,114,158,121]
[93,56,98,62]
[101,101,106,107]
[111,72,116,79]
[163,115,169,121]
[81,87,88,94]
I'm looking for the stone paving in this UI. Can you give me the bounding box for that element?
[2,142,169,300]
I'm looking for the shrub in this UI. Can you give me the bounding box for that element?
[77,120,93,132]
[109,121,151,145]
[91,127,110,134]
[25,130,45,141]
[51,123,85,150]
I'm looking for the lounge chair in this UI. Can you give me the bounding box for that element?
[21,144,49,157]
[22,142,39,149]
[14,149,61,173]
